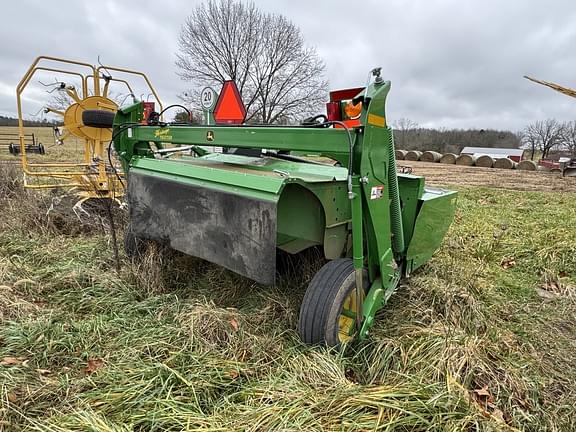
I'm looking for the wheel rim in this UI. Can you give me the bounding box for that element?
[338,289,363,343]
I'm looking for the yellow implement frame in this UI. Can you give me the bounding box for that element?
[16,56,162,202]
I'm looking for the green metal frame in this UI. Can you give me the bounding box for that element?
[113,76,457,340]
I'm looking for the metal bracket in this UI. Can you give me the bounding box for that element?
[358,266,402,339]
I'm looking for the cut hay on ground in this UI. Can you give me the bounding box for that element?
[537,165,561,173]
[420,151,443,163]
[455,154,477,166]
[440,153,457,164]
[518,160,538,171]
[493,158,516,169]
[476,155,494,168]
[405,150,422,161]
[395,149,407,160]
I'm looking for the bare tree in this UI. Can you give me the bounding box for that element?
[521,119,563,159]
[48,87,129,112]
[560,120,576,157]
[392,118,419,149]
[48,90,74,112]
[517,129,536,160]
[176,0,327,124]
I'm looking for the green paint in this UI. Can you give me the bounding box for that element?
[406,189,458,273]
[113,76,458,340]
[351,176,364,271]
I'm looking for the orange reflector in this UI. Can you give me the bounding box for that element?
[335,119,361,128]
[213,81,247,124]
[344,101,362,119]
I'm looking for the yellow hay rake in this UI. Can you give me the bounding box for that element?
[16,56,162,205]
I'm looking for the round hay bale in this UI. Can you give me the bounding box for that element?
[493,157,515,169]
[476,155,494,168]
[395,149,407,160]
[420,151,443,163]
[455,154,478,166]
[517,160,538,171]
[439,153,457,164]
[405,150,422,161]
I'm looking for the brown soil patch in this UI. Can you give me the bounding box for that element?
[399,160,576,192]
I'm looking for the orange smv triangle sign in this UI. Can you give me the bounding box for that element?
[213,81,247,125]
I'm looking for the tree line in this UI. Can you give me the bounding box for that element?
[392,118,520,154]
[519,119,576,159]
[394,117,576,160]
[0,115,59,127]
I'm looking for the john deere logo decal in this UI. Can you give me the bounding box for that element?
[206,130,215,142]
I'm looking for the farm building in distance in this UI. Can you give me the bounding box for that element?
[460,147,525,162]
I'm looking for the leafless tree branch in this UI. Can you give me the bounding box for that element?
[175,0,327,124]
[521,119,563,159]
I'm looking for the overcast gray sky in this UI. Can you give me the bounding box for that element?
[1,0,575,130]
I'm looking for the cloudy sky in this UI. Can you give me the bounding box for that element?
[1,0,575,130]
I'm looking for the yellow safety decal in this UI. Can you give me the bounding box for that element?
[367,113,386,127]
[154,128,172,140]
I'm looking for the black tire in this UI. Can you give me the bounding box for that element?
[298,258,367,346]
[124,225,148,260]
[82,109,115,128]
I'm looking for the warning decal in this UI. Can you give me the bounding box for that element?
[370,185,384,200]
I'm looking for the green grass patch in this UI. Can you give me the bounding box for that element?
[1,177,575,430]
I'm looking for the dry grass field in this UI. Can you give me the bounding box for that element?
[401,160,576,193]
[0,127,85,163]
